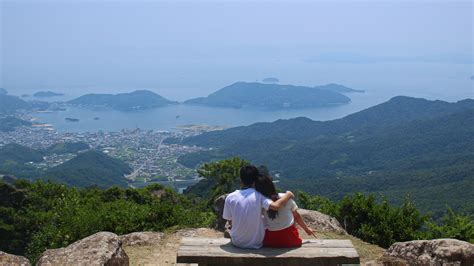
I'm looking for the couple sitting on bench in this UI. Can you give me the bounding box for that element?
[223,165,317,249]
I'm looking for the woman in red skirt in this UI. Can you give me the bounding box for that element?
[255,168,317,248]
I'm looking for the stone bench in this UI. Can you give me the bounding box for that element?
[177,237,360,266]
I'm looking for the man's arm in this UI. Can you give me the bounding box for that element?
[268,191,294,210]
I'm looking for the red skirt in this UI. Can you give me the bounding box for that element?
[263,223,302,248]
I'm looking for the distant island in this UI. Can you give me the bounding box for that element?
[262,77,279,83]
[317,83,364,93]
[65,117,80,122]
[0,88,7,95]
[184,82,352,109]
[68,90,175,111]
[470,75,474,80]
[34,91,64,97]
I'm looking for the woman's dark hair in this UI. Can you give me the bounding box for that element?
[255,174,279,220]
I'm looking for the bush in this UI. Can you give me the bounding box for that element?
[0,180,215,262]
[299,192,428,248]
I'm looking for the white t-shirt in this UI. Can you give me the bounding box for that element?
[263,193,298,231]
[222,188,272,249]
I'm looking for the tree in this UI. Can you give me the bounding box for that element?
[197,157,249,202]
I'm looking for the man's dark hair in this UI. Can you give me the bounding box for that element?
[240,165,259,187]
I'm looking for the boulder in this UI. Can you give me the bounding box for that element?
[37,232,129,266]
[383,238,474,265]
[0,251,31,266]
[213,193,229,231]
[119,232,164,247]
[298,208,346,233]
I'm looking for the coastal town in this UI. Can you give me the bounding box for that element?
[0,116,224,192]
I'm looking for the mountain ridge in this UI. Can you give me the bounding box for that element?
[177,96,474,215]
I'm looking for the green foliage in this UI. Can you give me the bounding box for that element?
[188,157,249,202]
[0,180,215,262]
[423,208,474,242]
[299,192,474,248]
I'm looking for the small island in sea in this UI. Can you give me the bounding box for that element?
[34,91,64,97]
[0,88,7,95]
[470,75,474,80]
[184,81,353,109]
[262,77,279,83]
[65,117,80,122]
[68,90,176,111]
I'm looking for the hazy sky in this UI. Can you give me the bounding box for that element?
[1,0,473,100]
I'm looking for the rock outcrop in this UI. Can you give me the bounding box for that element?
[298,208,346,234]
[37,232,129,266]
[381,238,474,265]
[0,251,31,266]
[213,194,229,231]
[119,232,164,247]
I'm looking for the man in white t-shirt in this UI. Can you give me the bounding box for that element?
[222,165,294,249]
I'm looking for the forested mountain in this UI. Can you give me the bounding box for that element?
[0,144,44,164]
[0,144,130,188]
[184,82,351,109]
[177,96,474,215]
[44,150,131,188]
[0,94,31,114]
[0,94,50,114]
[68,90,175,110]
[0,117,32,132]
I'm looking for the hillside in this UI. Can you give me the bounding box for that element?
[46,142,89,154]
[0,117,32,132]
[0,144,44,164]
[44,150,131,188]
[0,94,30,114]
[68,90,175,110]
[184,82,351,109]
[0,94,50,114]
[0,144,44,178]
[177,96,474,215]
